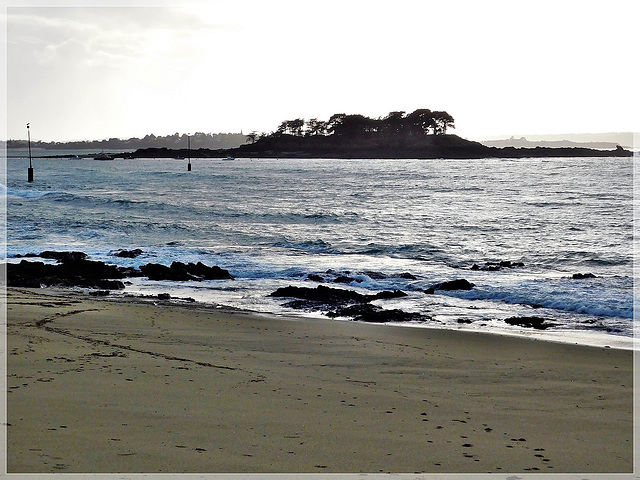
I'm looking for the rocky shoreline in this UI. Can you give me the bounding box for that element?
[6,250,600,331]
[7,251,233,290]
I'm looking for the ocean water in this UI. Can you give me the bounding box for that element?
[3,153,635,348]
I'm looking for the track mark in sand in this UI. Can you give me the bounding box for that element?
[33,308,237,371]
[35,309,103,328]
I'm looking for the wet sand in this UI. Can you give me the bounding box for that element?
[5,287,634,474]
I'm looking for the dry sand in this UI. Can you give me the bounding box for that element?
[4,287,634,474]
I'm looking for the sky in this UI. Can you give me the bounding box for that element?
[3,0,639,143]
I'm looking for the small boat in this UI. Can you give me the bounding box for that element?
[222,156,235,161]
[94,152,114,160]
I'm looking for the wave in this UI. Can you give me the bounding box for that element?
[445,277,633,319]
[274,239,339,254]
[5,186,153,210]
[5,187,54,199]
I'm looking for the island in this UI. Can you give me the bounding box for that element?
[12,109,633,160]
[129,110,632,159]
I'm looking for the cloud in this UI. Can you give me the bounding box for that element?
[5,2,639,142]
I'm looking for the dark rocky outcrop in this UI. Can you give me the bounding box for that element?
[270,285,366,303]
[327,303,429,323]
[6,251,234,289]
[138,262,234,281]
[270,285,421,323]
[433,279,475,291]
[14,251,89,262]
[471,261,524,271]
[305,269,418,284]
[333,275,357,284]
[114,249,144,258]
[7,259,126,290]
[504,316,556,330]
[572,273,597,279]
[270,285,406,304]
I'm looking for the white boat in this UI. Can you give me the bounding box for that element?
[223,156,235,161]
[94,152,114,160]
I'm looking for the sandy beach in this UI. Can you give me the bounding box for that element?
[4,287,634,475]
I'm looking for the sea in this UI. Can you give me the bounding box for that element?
[3,150,636,349]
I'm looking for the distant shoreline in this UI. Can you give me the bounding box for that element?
[6,134,633,160]
[129,134,633,159]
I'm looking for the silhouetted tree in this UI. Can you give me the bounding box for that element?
[277,119,305,136]
[432,111,455,134]
[327,113,347,135]
[406,109,436,135]
[381,111,406,135]
[305,118,328,136]
[329,114,378,137]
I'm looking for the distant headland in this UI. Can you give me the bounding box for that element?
[138,110,631,159]
[8,109,633,159]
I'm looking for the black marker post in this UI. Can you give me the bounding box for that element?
[27,123,34,182]
[187,133,191,171]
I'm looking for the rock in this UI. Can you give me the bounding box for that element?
[361,270,387,280]
[40,251,88,262]
[369,289,408,300]
[327,303,380,318]
[139,262,234,281]
[270,285,407,304]
[157,293,171,300]
[327,303,430,323]
[114,249,144,258]
[572,273,596,279]
[282,299,328,311]
[351,309,429,323]
[306,274,324,282]
[6,252,232,289]
[117,266,144,277]
[138,263,175,280]
[504,316,556,330]
[398,272,417,280]
[6,258,126,289]
[95,280,126,289]
[471,261,524,271]
[270,285,367,303]
[333,275,357,284]
[433,279,475,291]
[271,285,415,323]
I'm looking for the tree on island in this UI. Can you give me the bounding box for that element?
[305,118,329,136]
[432,111,455,135]
[277,118,305,136]
[263,109,455,140]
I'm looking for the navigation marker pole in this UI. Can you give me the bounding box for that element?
[27,123,34,182]
[187,133,191,171]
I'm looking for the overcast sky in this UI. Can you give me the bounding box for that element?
[3,0,639,142]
